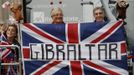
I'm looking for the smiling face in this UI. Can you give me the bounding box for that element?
[6,25,17,39]
[51,7,64,24]
[93,7,105,22]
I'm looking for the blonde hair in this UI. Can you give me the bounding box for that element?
[51,7,63,17]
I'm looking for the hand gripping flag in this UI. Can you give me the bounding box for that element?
[21,20,128,75]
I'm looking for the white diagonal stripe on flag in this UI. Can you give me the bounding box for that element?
[82,20,123,43]
[30,61,69,75]
[83,61,108,74]
[2,49,11,59]
[83,61,121,75]
[29,23,64,43]
[91,60,128,75]
[41,61,69,75]
[23,23,64,43]
[22,25,55,43]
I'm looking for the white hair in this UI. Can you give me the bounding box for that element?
[51,7,63,17]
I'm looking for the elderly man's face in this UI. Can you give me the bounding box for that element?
[52,11,63,24]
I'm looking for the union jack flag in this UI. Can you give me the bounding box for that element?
[21,20,128,75]
[0,42,17,75]
[0,33,7,42]
[0,41,12,61]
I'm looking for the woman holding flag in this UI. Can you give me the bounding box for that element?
[1,24,20,75]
